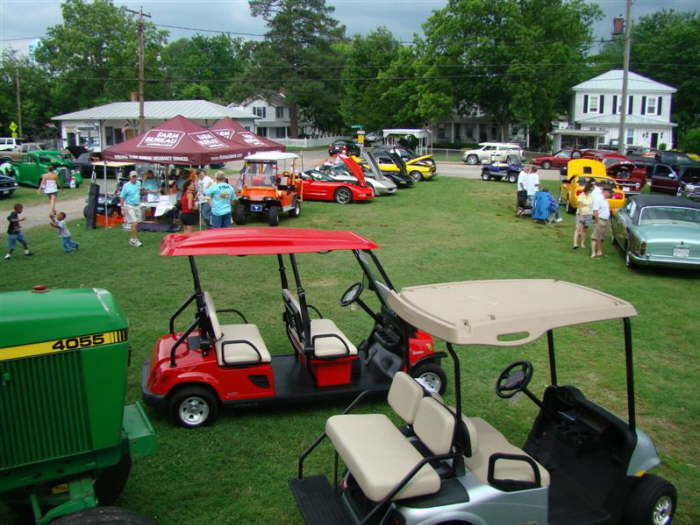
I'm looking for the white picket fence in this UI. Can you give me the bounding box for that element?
[273,136,343,148]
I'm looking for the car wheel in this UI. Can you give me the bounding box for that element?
[410,362,447,395]
[233,203,247,225]
[542,160,552,169]
[334,187,352,204]
[268,206,280,226]
[288,197,301,217]
[481,170,491,181]
[623,474,676,525]
[409,170,422,182]
[466,154,479,165]
[169,385,219,429]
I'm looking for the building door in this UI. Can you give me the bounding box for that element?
[650,133,659,148]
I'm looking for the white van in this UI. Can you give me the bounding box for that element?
[0,137,23,152]
[462,142,523,165]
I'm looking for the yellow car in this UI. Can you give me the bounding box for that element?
[373,148,437,181]
[560,159,625,214]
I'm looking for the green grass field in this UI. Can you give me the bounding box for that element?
[0,184,88,212]
[1,177,698,524]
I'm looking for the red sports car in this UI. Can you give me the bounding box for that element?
[532,149,582,169]
[582,150,647,194]
[301,155,374,204]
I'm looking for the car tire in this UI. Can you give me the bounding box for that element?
[169,385,220,429]
[622,474,676,525]
[409,170,422,182]
[542,160,552,169]
[410,362,447,395]
[233,203,247,225]
[288,197,301,217]
[466,154,479,165]
[334,187,352,204]
[268,206,280,226]
[481,170,491,181]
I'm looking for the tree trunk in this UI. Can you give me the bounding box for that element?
[289,103,299,138]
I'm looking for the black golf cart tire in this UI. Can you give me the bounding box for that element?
[409,170,422,182]
[51,506,155,524]
[233,203,247,225]
[289,197,301,217]
[507,172,517,183]
[268,206,280,226]
[411,362,447,395]
[480,170,491,182]
[465,154,479,165]
[169,385,220,429]
[334,187,352,204]
[94,454,132,506]
[542,160,552,169]
[622,474,676,525]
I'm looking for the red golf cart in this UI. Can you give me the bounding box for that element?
[141,228,447,428]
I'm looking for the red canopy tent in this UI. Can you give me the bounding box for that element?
[209,117,285,155]
[102,115,250,165]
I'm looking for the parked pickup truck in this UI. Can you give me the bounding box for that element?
[1,150,83,188]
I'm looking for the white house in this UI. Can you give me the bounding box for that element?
[229,93,312,139]
[570,70,676,150]
[435,106,528,147]
[52,100,257,151]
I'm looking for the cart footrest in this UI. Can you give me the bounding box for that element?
[289,476,352,525]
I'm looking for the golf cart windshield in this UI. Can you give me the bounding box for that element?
[240,162,279,188]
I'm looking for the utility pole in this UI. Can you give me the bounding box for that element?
[617,0,633,155]
[126,7,151,134]
[15,64,22,137]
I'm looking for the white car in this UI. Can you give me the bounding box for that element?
[0,137,23,152]
[462,142,523,165]
[317,164,397,196]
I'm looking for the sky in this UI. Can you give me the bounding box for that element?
[0,0,698,55]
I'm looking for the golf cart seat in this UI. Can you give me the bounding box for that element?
[326,396,454,502]
[203,292,271,366]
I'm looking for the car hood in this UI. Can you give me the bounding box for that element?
[637,224,700,243]
[406,155,434,165]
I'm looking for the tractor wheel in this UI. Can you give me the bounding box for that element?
[409,170,422,182]
[623,474,676,525]
[94,454,132,506]
[52,506,155,524]
[233,204,247,225]
[465,154,479,165]
[268,206,280,226]
[288,197,301,217]
[334,187,352,204]
[169,385,219,429]
[542,160,552,169]
[411,362,447,395]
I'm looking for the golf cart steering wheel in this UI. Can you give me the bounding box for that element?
[340,282,364,307]
[495,361,534,399]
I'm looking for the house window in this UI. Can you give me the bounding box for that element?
[626,128,635,145]
[647,97,656,114]
[273,127,287,139]
[257,127,267,137]
[253,106,266,119]
[275,106,285,120]
[437,126,446,140]
[588,95,598,113]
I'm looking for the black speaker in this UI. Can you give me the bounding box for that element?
[85,182,99,229]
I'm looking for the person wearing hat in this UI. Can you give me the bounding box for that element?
[590,185,612,258]
[119,171,143,247]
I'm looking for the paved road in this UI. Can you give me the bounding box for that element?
[17,154,560,230]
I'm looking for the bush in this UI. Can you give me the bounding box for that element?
[433,141,479,150]
[678,128,700,154]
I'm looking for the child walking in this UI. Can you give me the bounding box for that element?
[4,203,32,260]
[50,212,80,253]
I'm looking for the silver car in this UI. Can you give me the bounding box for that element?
[462,142,523,165]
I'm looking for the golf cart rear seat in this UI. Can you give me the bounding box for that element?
[326,395,454,502]
[203,292,271,366]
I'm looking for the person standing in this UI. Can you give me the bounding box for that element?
[4,203,32,260]
[205,171,235,228]
[196,169,214,227]
[120,171,143,247]
[591,186,612,258]
[179,179,198,233]
[573,181,594,249]
[49,211,80,253]
[527,165,540,207]
[37,164,61,217]
[516,165,529,216]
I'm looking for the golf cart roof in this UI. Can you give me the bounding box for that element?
[160,227,378,256]
[244,151,299,162]
[385,279,637,346]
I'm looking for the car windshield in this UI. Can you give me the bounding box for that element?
[639,206,700,226]
[239,162,279,188]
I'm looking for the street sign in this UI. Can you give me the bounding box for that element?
[9,121,17,138]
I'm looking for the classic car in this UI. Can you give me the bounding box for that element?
[373,146,436,181]
[675,167,700,202]
[532,149,581,169]
[462,142,523,165]
[560,159,625,214]
[361,149,413,188]
[11,150,82,188]
[318,163,396,196]
[300,168,374,204]
[650,163,700,194]
[612,194,700,268]
[0,171,18,198]
[328,139,360,157]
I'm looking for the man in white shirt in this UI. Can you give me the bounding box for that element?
[196,169,214,227]
[527,166,540,204]
[591,186,612,258]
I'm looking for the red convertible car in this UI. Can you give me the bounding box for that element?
[301,155,374,204]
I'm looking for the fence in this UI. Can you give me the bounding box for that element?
[274,136,343,149]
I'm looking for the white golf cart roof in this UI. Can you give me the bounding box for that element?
[244,151,298,162]
[382,129,430,139]
[384,279,637,346]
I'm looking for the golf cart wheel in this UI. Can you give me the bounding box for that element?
[465,154,479,165]
[169,385,219,429]
[268,206,280,226]
[409,170,422,182]
[51,506,155,524]
[623,474,676,525]
[288,197,301,217]
[334,187,352,204]
[233,204,247,225]
[507,172,517,183]
[480,170,491,182]
[94,454,132,505]
[411,362,447,395]
[542,160,552,169]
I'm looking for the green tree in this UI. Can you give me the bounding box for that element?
[248,0,346,136]
[34,0,168,114]
[421,0,601,146]
[679,128,700,154]
[593,10,700,135]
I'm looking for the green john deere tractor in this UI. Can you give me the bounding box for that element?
[0,286,156,524]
